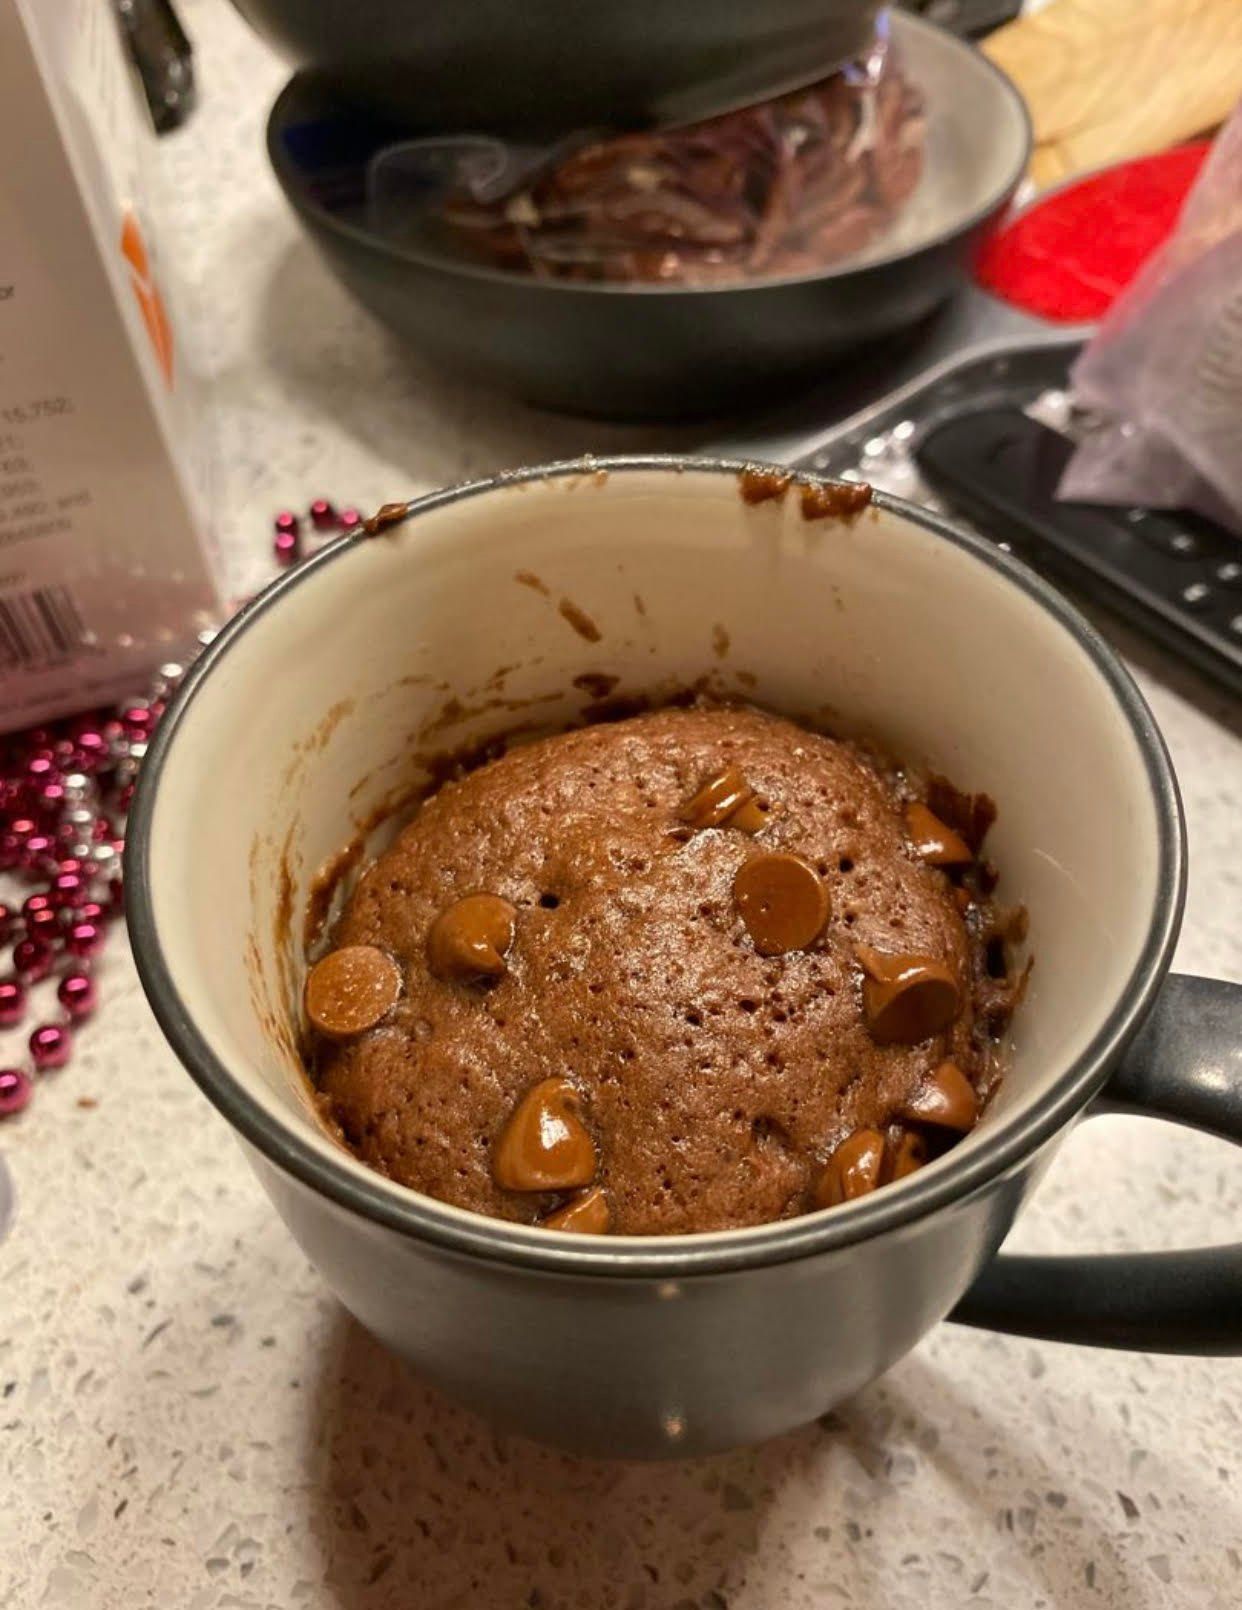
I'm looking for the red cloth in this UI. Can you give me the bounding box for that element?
[975,143,1212,322]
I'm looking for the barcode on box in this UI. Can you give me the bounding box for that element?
[0,585,87,671]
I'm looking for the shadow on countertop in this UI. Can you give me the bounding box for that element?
[299,1308,1144,1610]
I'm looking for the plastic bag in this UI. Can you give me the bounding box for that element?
[366,17,925,286]
[1060,100,1242,534]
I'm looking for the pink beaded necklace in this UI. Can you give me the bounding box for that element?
[0,499,360,1120]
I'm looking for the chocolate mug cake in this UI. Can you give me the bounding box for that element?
[307,706,1027,1235]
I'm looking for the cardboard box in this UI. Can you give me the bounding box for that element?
[0,0,221,732]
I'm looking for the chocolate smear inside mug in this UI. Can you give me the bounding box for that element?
[365,19,926,286]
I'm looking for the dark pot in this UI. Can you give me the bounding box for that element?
[266,13,1031,418]
[232,0,881,133]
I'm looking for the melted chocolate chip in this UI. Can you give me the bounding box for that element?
[428,894,517,983]
[305,945,402,1039]
[726,794,769,834]
[904,801,973,868]
[926,776,997,855]
[899,1060,978,1130]
[855,944,960,1045]
[681,766,765,832]
[882,1124,928,1183]
[493,1076,597,1192]
[541,1185,611,1233]
[733,852,830,956]
[814,1128,884,1208]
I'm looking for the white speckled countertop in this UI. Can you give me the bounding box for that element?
[2,3,1241,1606]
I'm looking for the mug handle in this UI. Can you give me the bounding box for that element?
[951,974,1242,1355]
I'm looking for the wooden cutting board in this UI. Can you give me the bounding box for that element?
[983,0,1242,188]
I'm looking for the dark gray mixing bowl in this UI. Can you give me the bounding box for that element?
[234,0,881,133]
[267,13,1030,419]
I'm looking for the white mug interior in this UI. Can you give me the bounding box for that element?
[138,462,1168,1245]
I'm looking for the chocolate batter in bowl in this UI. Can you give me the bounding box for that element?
[426,31,927,287]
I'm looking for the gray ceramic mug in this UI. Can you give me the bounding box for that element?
[127,459,1242,1458]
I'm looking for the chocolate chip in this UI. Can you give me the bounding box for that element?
[855,944,960,1044]
[882,1125,928,1182]
[540,1185,611,1233]
[926,776,997,854]
[733,852,830,956]
[903,801,973,868]
[428,894,516,983]
[304,945,402,1039]
[813,1128,884,1209]
[680,766,766,833]
[726,795,769,834]
[899,1060,978,1130]
[493,1076,597,1192]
